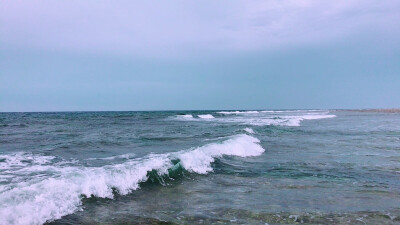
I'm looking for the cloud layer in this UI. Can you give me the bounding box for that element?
[1,0,399,57]
[1,0,400,111]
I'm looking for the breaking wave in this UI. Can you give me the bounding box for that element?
[217,111,259,114]
[278,114,336,126]
[198,114,215,119]
[0,134,264,225]
[174,111,336,126]
[221,114,337,126]
[175,114,194,120]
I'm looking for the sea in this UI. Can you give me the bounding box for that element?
[0,110,399,225]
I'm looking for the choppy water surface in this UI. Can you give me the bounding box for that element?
[0,110,399,224]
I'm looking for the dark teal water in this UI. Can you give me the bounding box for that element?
[0,110,399,224]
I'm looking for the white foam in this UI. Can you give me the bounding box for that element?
[177,134,264,174]
[86,153,136,161]
[173,113,336,126]
[217,111,259,114]
[173,114,196,121]
[0,134,264,225]
[211,112,336,126]
[0,153,55,170]
[301,114,336,120]
[280,114,337,126]
[260,110,325,113]
[173,111,335,126]
[198,114,215,119]
[0,154,172,225]
[243,128,255,134]
[177,114,193,118]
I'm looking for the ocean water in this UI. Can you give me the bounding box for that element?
[0,110,399,225]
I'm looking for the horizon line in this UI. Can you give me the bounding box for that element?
[1,108,399,113]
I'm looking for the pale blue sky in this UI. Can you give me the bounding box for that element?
[1,0,400,111]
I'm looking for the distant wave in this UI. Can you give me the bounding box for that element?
[217,110,326,114]
[260,110,326,113]
[0,134,264,225]
[279,114,336,126]
[174,114,195,120]
[177,114,193,118]
[175,111,336,126]
[217,111,259,114]
[173,114,215,120]
[230,114,336,126]
[198,114,215,119]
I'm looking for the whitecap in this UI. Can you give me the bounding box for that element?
[177,114,193,118]
[176,134,263,174]
[279,114,336,126]
[211,112,336,126]
[217,111,259,115]
[0,152,55,170]
[173,114,195,121]
[198,114,215,119]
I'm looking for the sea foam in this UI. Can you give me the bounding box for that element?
[280,114,336,126]
[217,111,259,114]
[189,111,337,126]
[243,128,255,134]
[0,153,55,170]
[176,114,194,119]
[174,111,337,126]
[0,134,264,225]
[177,134,263,174]
[86,153,136,161]
[198,114,215,119]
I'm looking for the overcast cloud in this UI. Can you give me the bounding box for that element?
[1,0,399,57]
[1,0,400,111]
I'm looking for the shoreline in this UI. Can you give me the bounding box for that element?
[343,108,400,113]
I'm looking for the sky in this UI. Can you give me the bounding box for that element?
[1,0,400,111]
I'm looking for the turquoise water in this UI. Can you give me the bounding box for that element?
[0,110,399,224]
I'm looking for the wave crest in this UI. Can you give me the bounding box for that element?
[198,114,215,119]
[0,134,264,225]
[217,111,259,114]
[174,111,336,126]
[177,134,263,174]
[175,114,194,119]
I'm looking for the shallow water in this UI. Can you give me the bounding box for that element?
[0,110,399,224]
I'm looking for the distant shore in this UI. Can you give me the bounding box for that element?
[344,108,400,113]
